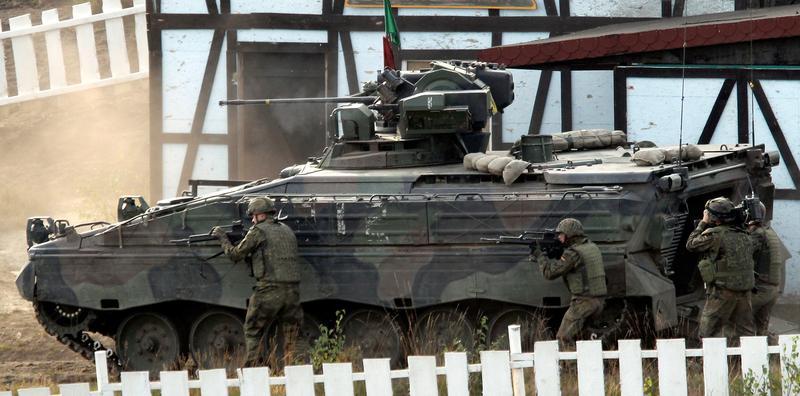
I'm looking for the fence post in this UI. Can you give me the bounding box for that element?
[534,340,561,396]
[701,337,729,396]
[656,338,687,396]
[576,340,604,396]
[408,356,438,396]
[102,0,131,77]
[41,8,67,89]
[508,324,526,396]
[618,339,644,396]
[322,363,356,396]
[285,365,315,396]
[199,369,229,396]
[779,334,800,396]
[160,371,190,396]
[8,14,39,95]
[120,371,151,394]
[133,0,148,71]
[481,351,513,396]
[94,351,112,396]
[239,367,271,396]
[740,336,769,393]
[73,2,100,83]
[363,358,393,396]
[0,20,6,97]
[444,352,469,396]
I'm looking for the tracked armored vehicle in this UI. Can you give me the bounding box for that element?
[17,60,779,373]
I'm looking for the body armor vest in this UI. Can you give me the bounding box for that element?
[703,225,754,291]
[564,240,607,296]
[252,221,300,283]
[754,227,782,285]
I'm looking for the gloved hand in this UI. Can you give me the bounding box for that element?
[528,248,543,262]
[211,226,227,239]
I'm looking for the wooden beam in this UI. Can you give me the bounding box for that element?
[528,69,552,135]
[489,9,508,150]
[751,79,800,190]
[340,31,359,95]
[776,189,800,200]
[558,0,570,17]
[698,79,735,144]
[333,0,345,14]
[205,0,218,14]
[148,4,163,200]
[542,0,558,16]
[560,69,572,131]
[400,49,479,60]
[162,133,232,144]
[226,29,238,179]
[176,28,225,197]
[613,67,627,132]
[672,0,685,17]
[661,0,672,17]
[149,14,652,33]
[736,72,749,143]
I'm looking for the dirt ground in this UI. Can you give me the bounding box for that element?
[0,78,148,387]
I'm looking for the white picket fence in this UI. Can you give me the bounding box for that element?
[0,0,147,106]
[4,326,800,396]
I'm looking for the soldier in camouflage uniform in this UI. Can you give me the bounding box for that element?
[212,197,303,367]
[533,218,607,348]
[747,201,785,336]
[686,197,755,339]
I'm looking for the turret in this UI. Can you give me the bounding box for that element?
[221,60,515,170]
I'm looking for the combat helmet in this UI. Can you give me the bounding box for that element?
[704,197,736,223]
[247,197,276,216]
[555,218,584,238]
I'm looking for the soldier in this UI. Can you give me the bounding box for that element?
[212,197,303,367]
[747,201,785,337]
[686,197,755,339]
[533,218,607,348]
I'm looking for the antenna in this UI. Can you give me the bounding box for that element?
[749,5,756,146]
[677,23,687,166]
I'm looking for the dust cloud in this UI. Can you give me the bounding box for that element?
[0,81,147,385]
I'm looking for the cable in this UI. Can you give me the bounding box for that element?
[677,24,687,166]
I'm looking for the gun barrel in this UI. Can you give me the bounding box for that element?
[219,97,379,106]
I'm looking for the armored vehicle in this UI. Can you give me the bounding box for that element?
[17,60,779,373]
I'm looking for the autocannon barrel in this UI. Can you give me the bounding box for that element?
[219,97,379,106]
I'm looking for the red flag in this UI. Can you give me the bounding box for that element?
[383,36,397,70]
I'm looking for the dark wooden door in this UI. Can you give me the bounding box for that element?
[238,51,326,180]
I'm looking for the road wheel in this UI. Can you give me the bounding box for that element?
[189,310,245,371]
[413,308,474,356]
[342,309,402,365]
[116,312,181,375]
[488,308,552,351]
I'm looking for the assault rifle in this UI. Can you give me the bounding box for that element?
[170,220,245,246]
[482,229,564,259]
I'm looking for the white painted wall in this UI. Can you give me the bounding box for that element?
[570,0,661,17]
[571,70,614,130]
[231,0,323,14]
